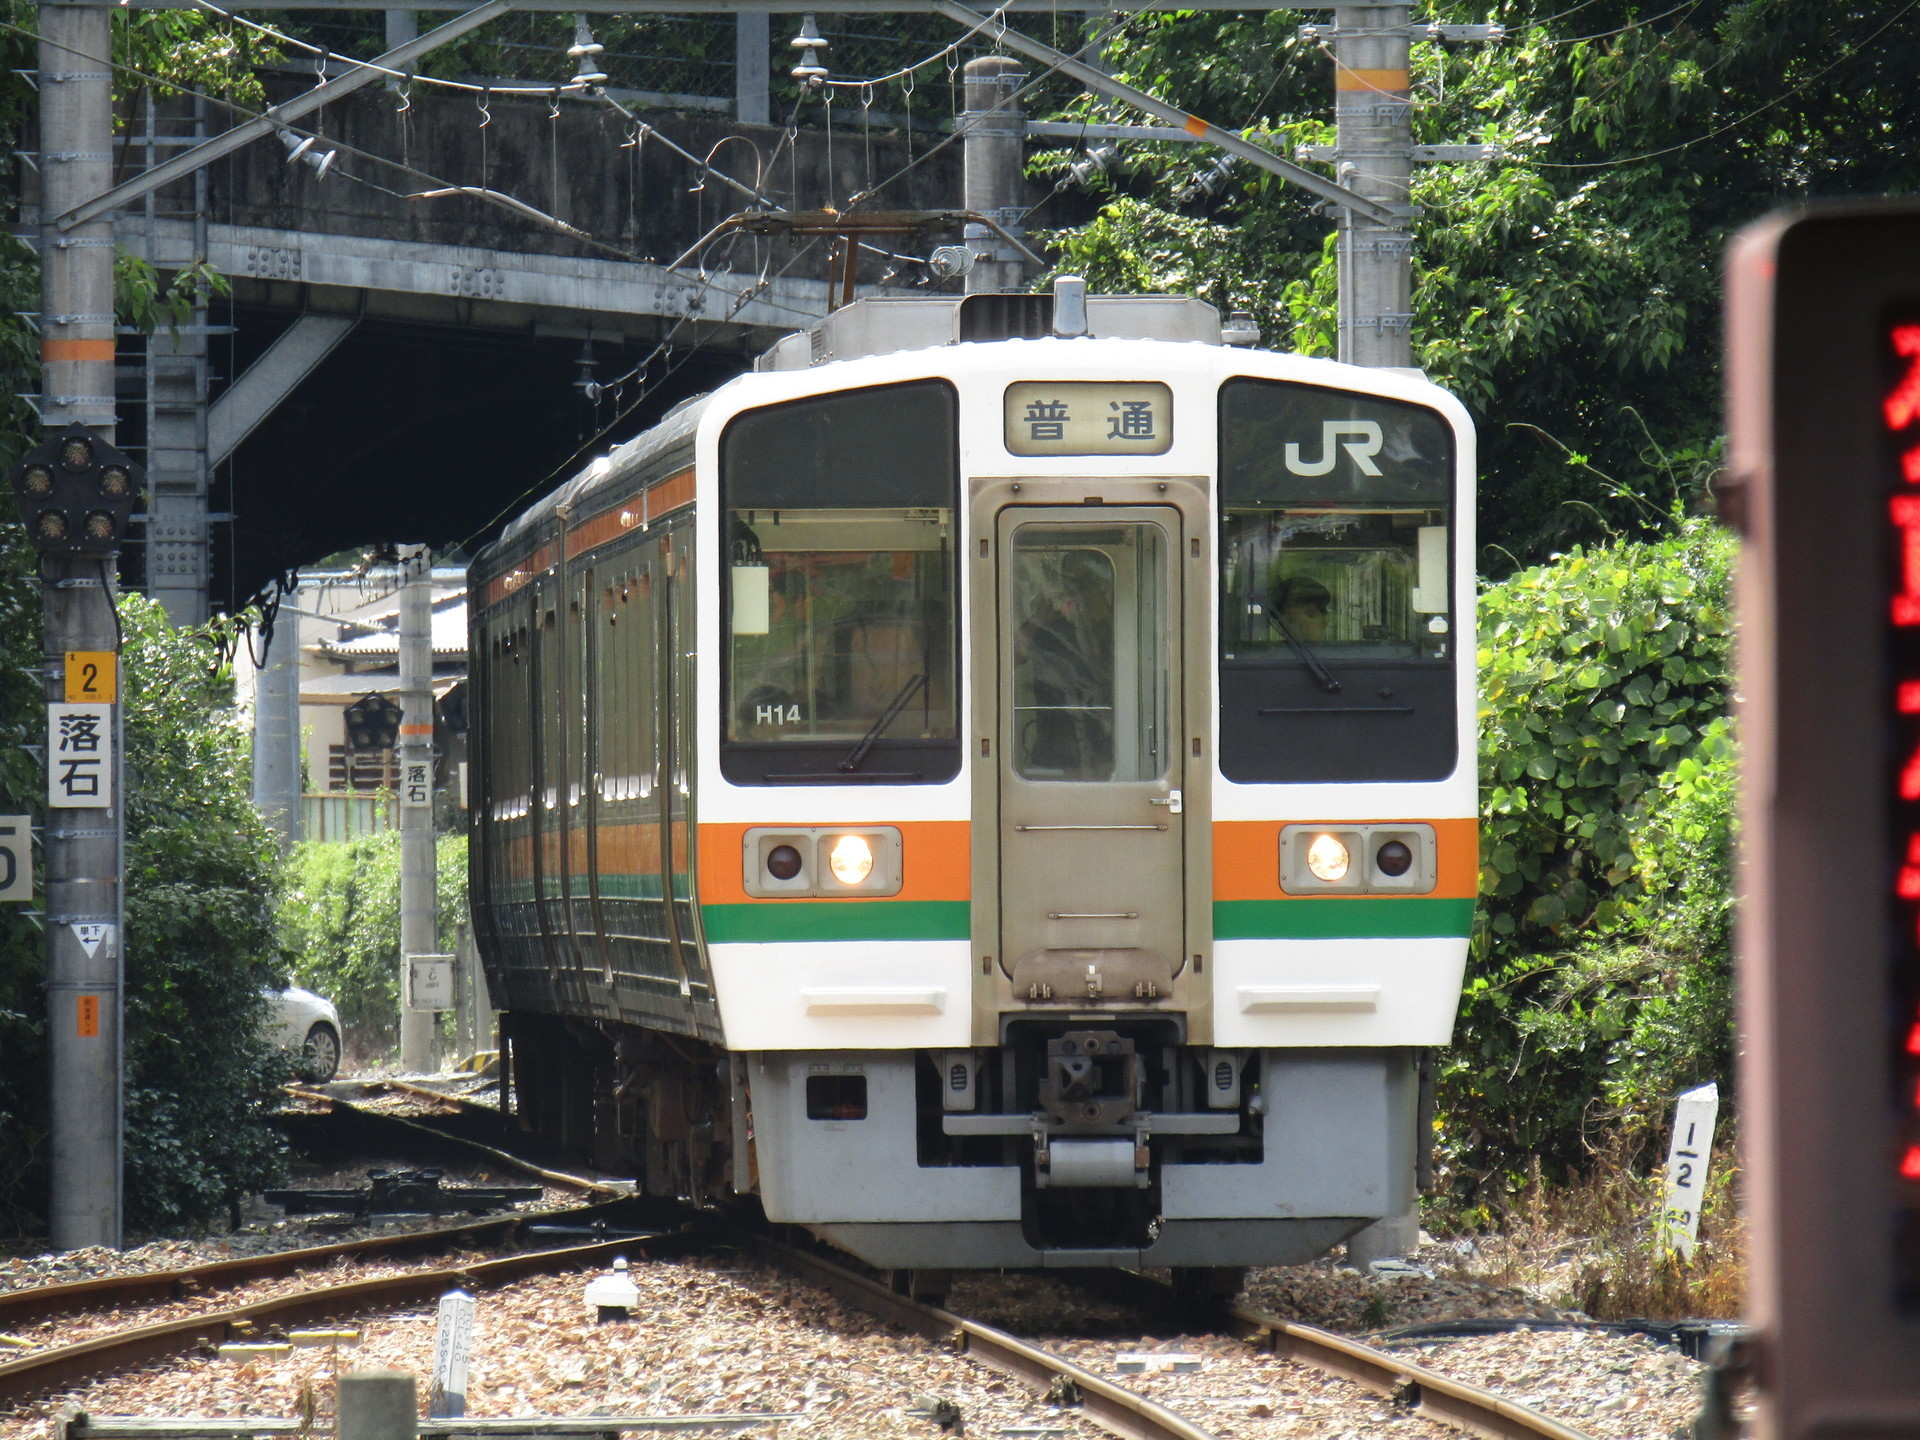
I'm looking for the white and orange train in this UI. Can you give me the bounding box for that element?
[468,284,1477,1288]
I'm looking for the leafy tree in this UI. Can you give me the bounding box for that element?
[119,597,287,1229]
[280,832,469,1057]
[1038,1,1920,569]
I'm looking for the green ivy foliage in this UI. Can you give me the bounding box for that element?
[1442,520,1736,1209]
[279,832,469,1056]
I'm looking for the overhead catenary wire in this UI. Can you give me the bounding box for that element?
[453,231,825,556]
[822,4,1009,89]
[0,12,832,299]
[187,0,590,97]
[1532,0,1704,47]
[841,2,1154,211]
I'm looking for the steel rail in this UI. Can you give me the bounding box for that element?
[1219,1301,1595,1440]
[1065,1268,1592,1440]
[0,1233,696,1407]
[744,1237,1216,1440]
[0,1201,634,1328]
[289,1086,630,1198]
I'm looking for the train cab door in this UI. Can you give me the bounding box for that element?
[994,505,1187,1003]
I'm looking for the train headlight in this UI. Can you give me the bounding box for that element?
[1306,833,1350,882]
[827,833,875,886]
[766,844,803,881]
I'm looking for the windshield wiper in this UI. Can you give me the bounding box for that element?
[839,673,929,772]
[1268,615,1342,694]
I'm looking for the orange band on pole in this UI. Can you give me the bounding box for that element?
[1183,114,1210,138]
[41,339,115,362]
[1335,68,1409,91]
[400,724,433,736]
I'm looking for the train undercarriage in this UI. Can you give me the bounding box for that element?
[501,1010,1423,1279]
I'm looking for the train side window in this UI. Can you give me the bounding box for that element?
[719,380,962,786]
[1217,378,1460,784]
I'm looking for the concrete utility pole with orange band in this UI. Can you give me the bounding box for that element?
[1331,6,1414,369]
[398,546,439,1074]
[33,0,128,1252]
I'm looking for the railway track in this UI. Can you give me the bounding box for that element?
[4,1091,1599,1439]
[0,1092,671,1409]
[745,1238,1597,1440]
[0,1212,698,1407]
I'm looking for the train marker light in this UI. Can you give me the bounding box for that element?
[766,844,803,881]
[1375,839,1414,876]
[9,426,143,556]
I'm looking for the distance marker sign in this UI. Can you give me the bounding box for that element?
[47,704,111,809]
[63,651,115,704]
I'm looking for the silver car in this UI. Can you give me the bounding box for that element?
[265,986,343,1083]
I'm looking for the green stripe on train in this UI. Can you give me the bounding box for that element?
[701,900,971,943]
[1213,897,1476,939]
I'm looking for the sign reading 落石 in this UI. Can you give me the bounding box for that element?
[1003,382,1172,457]
[48,703,111,809]
[401,758,432,809]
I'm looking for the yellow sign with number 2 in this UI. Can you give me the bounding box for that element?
[64,652,116,704]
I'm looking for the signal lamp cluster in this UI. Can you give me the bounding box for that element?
[343,692,405,753]
[9,426,142,556]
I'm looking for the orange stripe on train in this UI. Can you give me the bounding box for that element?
[481,468,695,607]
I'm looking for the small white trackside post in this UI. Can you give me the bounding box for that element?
[1658,1081,1720,1262]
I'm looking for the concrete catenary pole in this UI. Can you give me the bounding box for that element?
[39,0,123,1251]
[398,547,436,1073]
[961,55,1027,295]
[251,611,301,849]
[1334,1,1419,1267]
[1333,2,1413,369]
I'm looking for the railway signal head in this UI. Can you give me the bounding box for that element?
[343,693,403,752]
[9,427,143,556]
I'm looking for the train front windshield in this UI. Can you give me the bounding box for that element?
[720,380,961,785]
[1217,379,1459,783]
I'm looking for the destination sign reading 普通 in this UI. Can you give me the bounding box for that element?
[1003,382,1173,457]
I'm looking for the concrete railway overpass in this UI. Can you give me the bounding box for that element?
[30,80,1019,616]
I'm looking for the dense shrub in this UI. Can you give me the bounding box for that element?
[120,598,289,1229]
[280,832,468,1056]
[1441,520,1736,1214]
